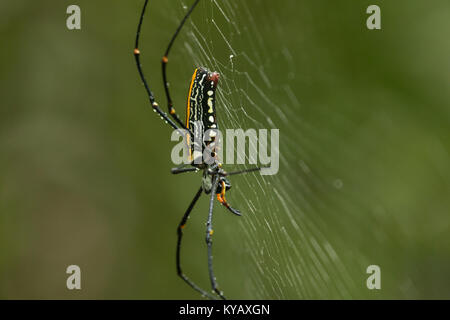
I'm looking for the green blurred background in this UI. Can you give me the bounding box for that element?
[0,0,449,299]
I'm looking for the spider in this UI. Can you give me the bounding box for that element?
[133,0,261,300]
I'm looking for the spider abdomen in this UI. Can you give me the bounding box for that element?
[186,67,220,163]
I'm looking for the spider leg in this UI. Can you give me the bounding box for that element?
[177,186,217,300]
[133,0,181,131]
[225,166,262,176]
[162,0,201,129]
[171,165,199,175]
[206,175,226,300]
[216,181,241,216]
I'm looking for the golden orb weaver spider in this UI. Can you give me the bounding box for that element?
[133,0,261,300]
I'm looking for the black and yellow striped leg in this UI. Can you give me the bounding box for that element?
[206,175,226,300]
[176,186,217,300]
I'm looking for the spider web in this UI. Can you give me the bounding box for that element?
[166,0,357,299]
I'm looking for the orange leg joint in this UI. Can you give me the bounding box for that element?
[216,181,241,216]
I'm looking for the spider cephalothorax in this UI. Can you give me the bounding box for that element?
[133,0,260,300]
